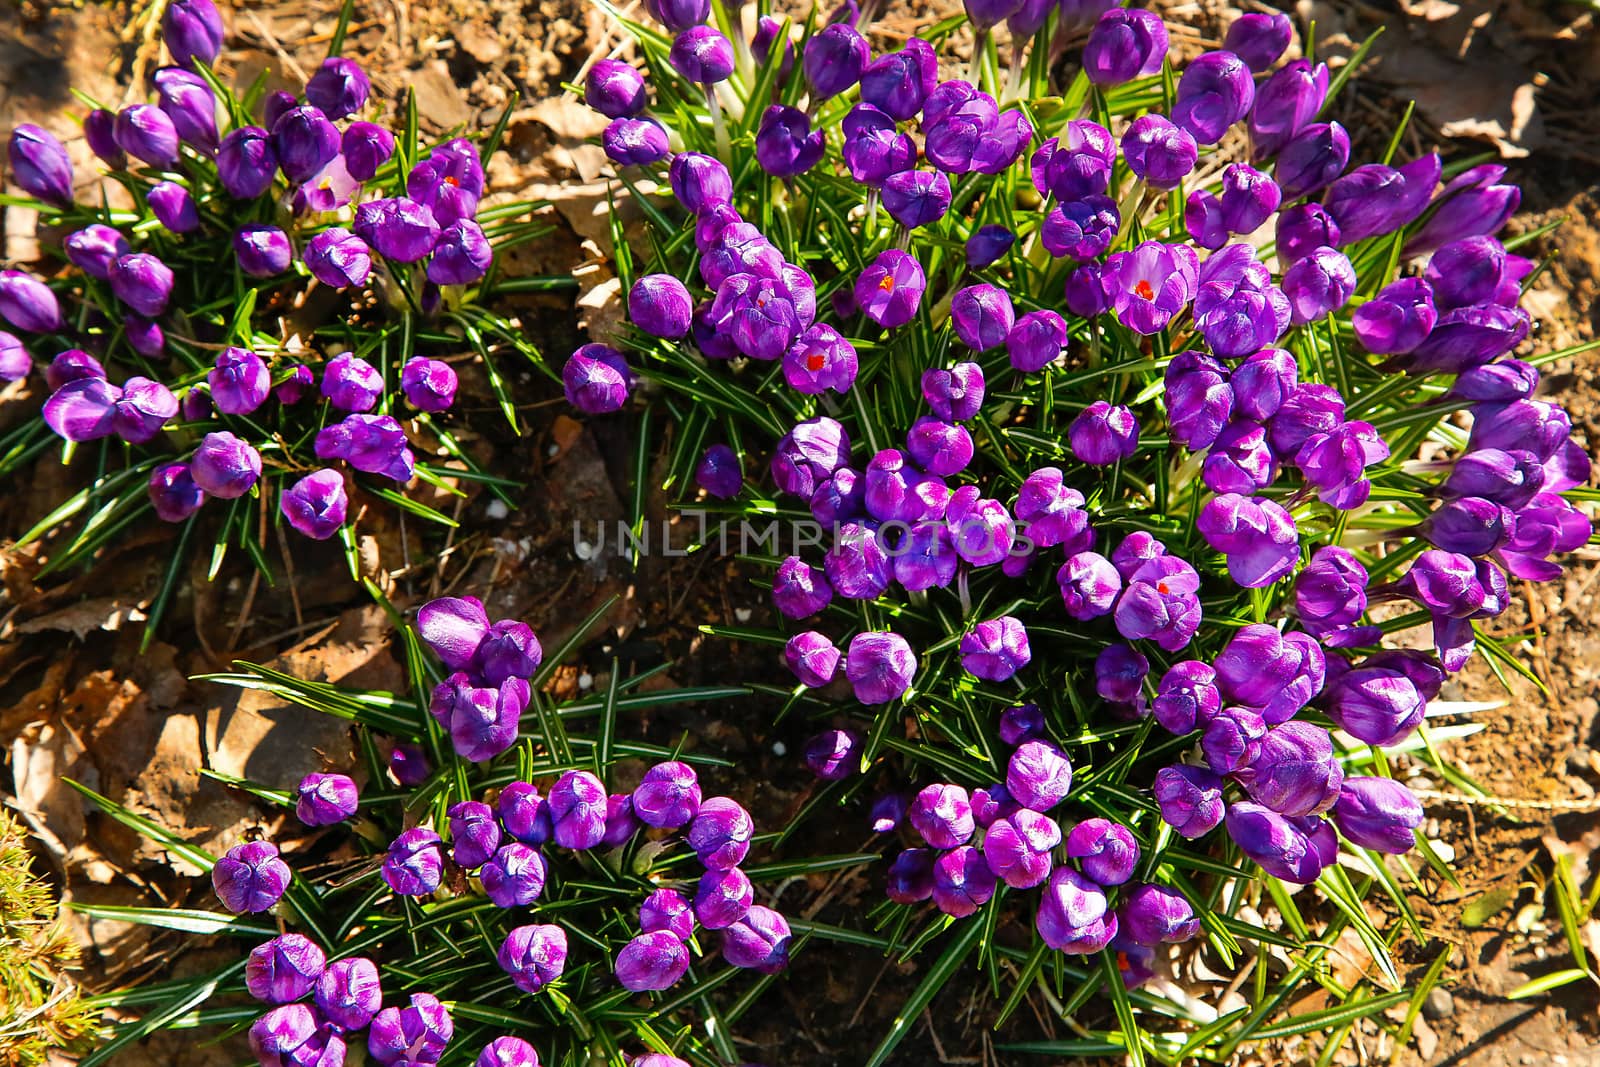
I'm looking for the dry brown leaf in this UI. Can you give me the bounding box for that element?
[16,597,149,640]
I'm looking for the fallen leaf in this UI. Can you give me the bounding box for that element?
[16,597,148,639]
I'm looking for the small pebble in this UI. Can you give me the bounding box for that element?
[485,498,509,520]
[772,741,787,757]
[577,671,594,691]
[1422,987,1454,1020]
[575,540,597,560]
[734,608,752,622]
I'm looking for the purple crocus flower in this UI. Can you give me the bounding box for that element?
[427,220,492,285]
[190,431,262,499]
[1122,115,1197,190]
[1069,401,1139,465]
[1322,656,1431,746]
[755,106,824,178]
[315,957,381,1032]
[1332,777,1424,853]
[1353,277,1437,355]
[1066,818,1140,886]
[481,843,548,907]
[271,105,340,183]
[342,121,394,181]
[691,442,742,499]
[147,181,200,233]
[148,464,205,522]
[881,169,952,229]
[615,931,690,991]
[1296,545,1374,643]
[478,1037,540,1067]
[844,631,916,704]
[1296,420,1389,509]
[1083,8,1168,85]
[64,225,129,279]
[670,25,735,83]
[1275,121,1351,200]
[1008,740,1072,811]
[114,105,180,168]
[0,332,26,382]
[1192,243,1290,358]
[984,810,1060,889]
[105,253,174,319]
[84,109,124,168]
[1120,885,1199,945]
[1323,155,1440,244]
[960,616,1031,682]
[1031,121,1117,201]
[931,845,997,918]
[1174,50,1255,144]
[1202,419,1277,496]
[1249,60,1328,161]
[562,343,630,414]
[841,104,916,186]
[694,867,754,929]
[1197,493,1300,588]
[382,828,446,896]
[497,924,568,994]
[108,377,176,444]
[1153,764,1226,837]
[246,934,326,1005]
[886,848,936,903]
[1057,551,1122,621]
[213,841,290,913]
[629,274,694,340]
[804,728,862,780]
[248,1005,317,1061]
[1152,660,1221,735]
[1107,240,1198,334]
[650,0,711,32]
[772,556,833,619]
[1498,492,1591,581]
[922,362,986,421]
[8,125,74,205]
[803,23,869,100]
[1036,867,1116,953]
[1165,352,1233,450]
[279,470,347,540]
[1094,643,1150,708]
[1235,721,1343,817]
[858,37,937,120]
[1405,163,1521,257]
[688,796,754,869]
[1282,245,1356,325]
[723,906,792,974]
[908,783,974,849]
[548,770,608,849]
[855,250,926,329]
[216,126,277,198]
[641,887,694,941]
[233,223,291,277]
[826,520,890,597]
[1041,196,1119,260]
[1267,382,1346,457]
[354,196,441,262]
[1224,12,1293,72]
[163,0,224,68]
[1225,801,1332,883]
[1015,466,1090,550]
[1113,553,1202,651]
[399,356,457,413]
[295,772,359,827]
[153,67,219,153]
[46,378,125,444]
[894,522,960,591]
[784,323,858,395]
[306,57,370,119]
[368,993,453,1064]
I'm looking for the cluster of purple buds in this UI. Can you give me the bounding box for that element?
[416,596,543,763]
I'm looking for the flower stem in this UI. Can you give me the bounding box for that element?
[706,85,731,163]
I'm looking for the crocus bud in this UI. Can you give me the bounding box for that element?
[1224,12,1293,72]
[1067,818,1140,885]
[908,783,973,849]
[1404,164,1521,257]
[615,931,690,991]
[205,346,269,415]
[399,356,456,413]
[190,431,262,499]
[629,274,694,340]
[381,827,444,896]
[600,793,640,848]
[427,220,492,285]
[1164,351,1233,449]
[641,887,694,940]
[932,845,997,918]
[1083,8,1169,85]
[1249,60,1328,160]
[562,342,630,414]
[824,520,889,596]
[497,924,568,994]
[1174,51,1254,144]
[755,105,824,178]
[249,1005,317,1061]
[369,993,452,1065]
[146,181,200,233]
[315,957,382,1032]
[844,631,916,704]
[247,933,326,1004]
[1353,277,1436,355]
[328,125,388,187]
[114,105,180,168]
[956,616,1029,682]
[317,351,381,412]
[1202,705,1267,776]
[1122,115,1197,190]
[1151,661,1220,735]
[585,58,648,119]
[632,761,702,829]
[839,105,914,189]
[967,224,1016,270]
[301,227,371,290]
[271,105,340,183]
[153,67,218,153]
[7,125,73,205]
[886,848,936,903]
[217,126,277,198]
[983,809,1059,889]
[1120,884,1199,945]
[964,0,1024,29]
[1041,195,1119,259]
[1095,643,1149,706]
[771,557,832,621]
[1007,740,1072,811]
[1153,764,1226,837]
[804,23,868,100]
[1296,545,1371,636]
[1225,801,1328,883]
[148,463,205,523]
[0,332,25,382]
[804,729,862,780]
[772,416,851,498]
[695,867,754,929]
[1332,776,1423,853]
[353,196,441,262]
[1050,552,1116,622]
[858,37,937,121]
[1323,155,1439,244]
[995,705,1042,748]
[1235,721,1343,817]
[64,224,129,280]
[213,840,290,913]
[108,377,177,444]
[687,796,754,869]
[447,800,502,869]
[1069,401,1139,465]
[124,315,164,359]
[547,770,608,850]
[107,253,174,318]
[295,772,358,826]
[84,109,125,169]
[1323,660,1428,746]
[42,378,119,442]
[869,792,909,834]
[602,116,669,166]
[1284,244,1356,326]
[305,57,370,119]
[881,168,951,229]
[388,743,430,786]
[163,0,224,68]
[481,843,548,908]
[670,25,735,83]
[233,223,291,277]
[1275,121,1350,200]
[1036,867,1116,953]
[477,1036,540,1067]
[722,906,791,973]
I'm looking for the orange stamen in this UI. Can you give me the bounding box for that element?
[1156,580,1170,594]
[878,274,896,293]
[1134,279,1154,301]
[805,351,826,372]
